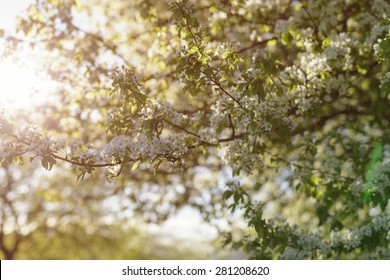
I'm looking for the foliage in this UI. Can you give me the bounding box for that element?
[1,0,390,259]
[12,225,205,260]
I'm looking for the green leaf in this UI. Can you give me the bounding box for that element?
[153,159,163,174]
[365,142,383,183]
[48,156,56,170]
[330,220,343,231]
[203,66,213,77]
[13,156,20,166]
[77,170,87,182]
[131,160,140,171]
[223,190,233,200]
[281,32,293,46]
[41,156,56,171]
[41,158,49,170]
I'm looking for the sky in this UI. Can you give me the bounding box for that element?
[0,0,33,30]
[0,0,59,110]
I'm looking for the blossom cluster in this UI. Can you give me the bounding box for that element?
[16,125,66,157]
[223,140,265,175]
[0,139,14,160]
[324,33,355,69]
[279,215,390,259]
[329,215,390,251]
[139,101,185,125]
[103,133,189,163]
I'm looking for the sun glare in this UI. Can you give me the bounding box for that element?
[0,59,56,111]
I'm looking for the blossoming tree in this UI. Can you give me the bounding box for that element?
[1,0,389,259]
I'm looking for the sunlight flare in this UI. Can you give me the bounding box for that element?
[0,59,56,110]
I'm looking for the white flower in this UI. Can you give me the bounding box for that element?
[103,136,130,159]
